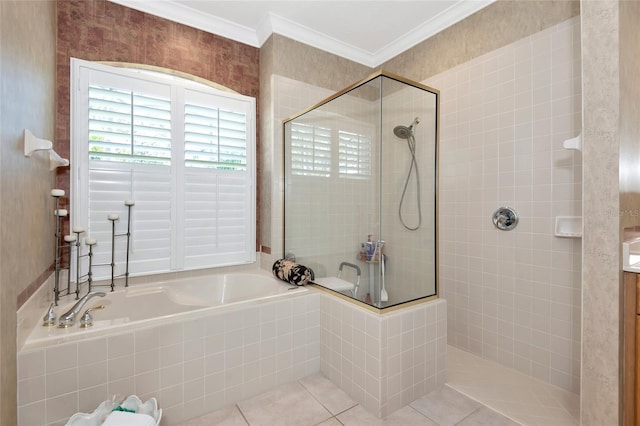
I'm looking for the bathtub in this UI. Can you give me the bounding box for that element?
[17,268,445,425]
[21,271,309,351]
[17,269,321,425]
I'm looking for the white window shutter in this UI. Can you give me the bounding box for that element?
[72,59,256,281]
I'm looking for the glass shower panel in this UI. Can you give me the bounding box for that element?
[284,71,438,309]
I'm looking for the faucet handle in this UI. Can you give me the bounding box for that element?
[79,305,105,328]
[42,303,56,327]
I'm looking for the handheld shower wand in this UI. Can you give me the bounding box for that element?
[394,117,422,231]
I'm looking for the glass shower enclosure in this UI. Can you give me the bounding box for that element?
[283,71,439,309]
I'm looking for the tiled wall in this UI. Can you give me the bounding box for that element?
[283,88,378,274]
[272,74,439,305]
[320,295,446,418]
[18,292,321,426]
[427,17,582,392]
[18,282,445,425]
[262,74,333,266]
[380,83,438,303]
[258,35,371,254]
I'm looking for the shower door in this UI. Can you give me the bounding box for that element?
[283,70,439,309]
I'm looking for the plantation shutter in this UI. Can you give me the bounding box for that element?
[84,72,173,278]
[338,130,372,177]
[290,123,331,177]
[87,165,172,277]
[72,59,255,281]
[182,89,253,269]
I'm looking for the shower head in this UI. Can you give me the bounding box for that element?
[393,125,412,139]
[393,117,420,139]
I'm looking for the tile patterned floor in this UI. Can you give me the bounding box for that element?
[179,346,581,426]
[446,346,580,426]
[178,373,519,426]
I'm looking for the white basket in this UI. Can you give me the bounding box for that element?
[66,395,162,426]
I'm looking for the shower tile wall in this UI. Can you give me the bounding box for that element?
[263,75,333,266]
[273,75,439,305]
[320,294,446,418]
[380,85,438,303]
[426,17,581,392]
[272,75,380,286]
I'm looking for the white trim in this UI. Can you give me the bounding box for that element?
[106,0,495,68]
[108,0,260,47]
[266,12,374,67]
[372,0,496,65]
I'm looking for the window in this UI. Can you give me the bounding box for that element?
[289,123,371,178]
[72,59,256,280]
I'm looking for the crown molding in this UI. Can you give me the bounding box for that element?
[107,0,494,68]
[107,0,260,47]
[372,0,496,65]
[266,12,376,67]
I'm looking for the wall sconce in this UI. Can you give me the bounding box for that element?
[23,129,69,170]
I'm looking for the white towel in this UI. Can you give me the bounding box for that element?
[102,411,157,426]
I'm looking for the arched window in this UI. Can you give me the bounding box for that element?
[71,59,256,280]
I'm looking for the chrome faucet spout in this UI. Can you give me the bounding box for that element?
[58,291,106,328]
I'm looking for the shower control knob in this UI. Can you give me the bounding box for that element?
[492,207,518,231]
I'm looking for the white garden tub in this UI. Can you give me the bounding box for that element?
[22,271,308,350]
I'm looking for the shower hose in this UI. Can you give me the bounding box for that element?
[398,132,422,231]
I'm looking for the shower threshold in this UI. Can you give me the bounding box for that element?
[446,345,579,426]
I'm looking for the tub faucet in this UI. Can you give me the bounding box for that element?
[58,291,106,328]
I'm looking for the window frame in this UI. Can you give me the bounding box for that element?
[70,58,256,279]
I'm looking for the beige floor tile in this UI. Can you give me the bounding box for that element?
[177,404,248,426]
[316,418,343,426]
[299,373,357,415]
[455,406,521,426]
[237,381,332,426]
[337,404,438,426]
[409,385,482,426]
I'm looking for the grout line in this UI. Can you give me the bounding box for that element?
[444,384,525,426]
[406,403,441,425]
[332,403,359,417]
[235,403,250,425]
[452,406,483,426]
[297,376,341,419]
[312,416,342,426]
